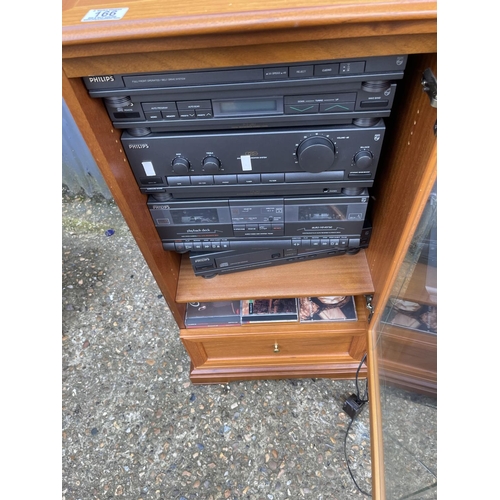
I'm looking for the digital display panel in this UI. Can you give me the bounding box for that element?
[213,98,283,117]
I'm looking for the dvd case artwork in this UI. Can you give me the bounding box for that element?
[298,296,357,322]
[381,298,437,334]
[185,300,241,327]
[241,298,299,323]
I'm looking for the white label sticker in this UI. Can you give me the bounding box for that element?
[142,161,156,176]
[240,155,252,171]
[81,8,129,22]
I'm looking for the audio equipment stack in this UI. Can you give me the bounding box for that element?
[84,55,407,276]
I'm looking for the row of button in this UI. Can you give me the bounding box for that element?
[264,61,366,79]
[169,237,355,252]
[142,100,213,121]
[234,224,284,233]
[163,171,345,187]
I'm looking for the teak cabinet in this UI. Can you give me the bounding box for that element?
[63,1,437,497]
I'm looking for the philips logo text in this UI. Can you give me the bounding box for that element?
[88,75,115,83]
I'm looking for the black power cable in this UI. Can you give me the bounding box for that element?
[343,353,371,497]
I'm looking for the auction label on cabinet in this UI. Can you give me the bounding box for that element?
[81,8,129,22]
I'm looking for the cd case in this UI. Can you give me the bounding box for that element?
[298,296,357,322]
[185,300,241,327]
[381,298,437,334]
[241,298,299,323]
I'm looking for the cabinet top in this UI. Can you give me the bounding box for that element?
[62,0,437,47]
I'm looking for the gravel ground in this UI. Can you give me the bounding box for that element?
[61,187,436,500]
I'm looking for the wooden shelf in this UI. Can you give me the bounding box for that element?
[176,250,374,303]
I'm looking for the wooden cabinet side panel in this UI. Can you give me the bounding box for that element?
[62,71,186,326]
[365,53,437,313]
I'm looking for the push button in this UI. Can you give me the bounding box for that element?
[195,110,213,118]
[261,173,284,183]
[176,100,212,110]
[359,100,389,108]
[191,176,214,185]
[340,62,365,74]
[289,65,314,78]
[144,112,162,120]
[162,111,179,120]
[320,102,355,113]
[314,63,339,76]
[143,102,177,112]
[167,176,191,186]
[140,176,163,185]
[264,67,288,79]
[285,104,319,114]
[237,174,260,184]
[214,175,237,185]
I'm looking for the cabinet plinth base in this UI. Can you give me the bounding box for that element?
[187,361,368,384]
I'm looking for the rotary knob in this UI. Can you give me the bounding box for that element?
[353,151,373,169]
[172,157,190,174]
[296,136,336,173]
[202,156,221,173]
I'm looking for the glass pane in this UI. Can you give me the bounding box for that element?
[374,183,437,499]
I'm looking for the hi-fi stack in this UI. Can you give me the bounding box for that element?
[84,55,408,277]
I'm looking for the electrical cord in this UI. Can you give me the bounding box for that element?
[343,353,371,497]
[355,353,369,404]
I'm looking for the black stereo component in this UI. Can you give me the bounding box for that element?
[189,223,372,278]
[121,121,385,198]
[147,192,369,252]
[83,55,407,132]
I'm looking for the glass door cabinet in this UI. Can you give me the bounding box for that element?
[370,183,437,498]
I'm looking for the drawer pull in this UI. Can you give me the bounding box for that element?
[274,342,280,353]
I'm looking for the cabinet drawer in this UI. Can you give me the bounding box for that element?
[181,328,368,383]
[195,332,355,360]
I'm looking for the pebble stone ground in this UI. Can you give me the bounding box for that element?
[61,187,435,500]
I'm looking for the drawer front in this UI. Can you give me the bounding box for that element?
[181,330,367,382]
[200,334,354,360]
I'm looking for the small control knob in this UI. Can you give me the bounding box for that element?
[202,156,221,173]
[297,136,336,173]
[172,157,190,174]
[353,151,373,169]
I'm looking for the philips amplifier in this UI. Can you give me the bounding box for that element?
[121,121,385,198]
[83,55,407,132]
[147,192,369,252]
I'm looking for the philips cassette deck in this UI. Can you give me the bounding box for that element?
[148,192,369,252]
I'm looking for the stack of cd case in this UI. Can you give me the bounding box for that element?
[185,296,357,327]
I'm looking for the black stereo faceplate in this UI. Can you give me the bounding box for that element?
[122,122,385,198]
[84,55,407,131]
